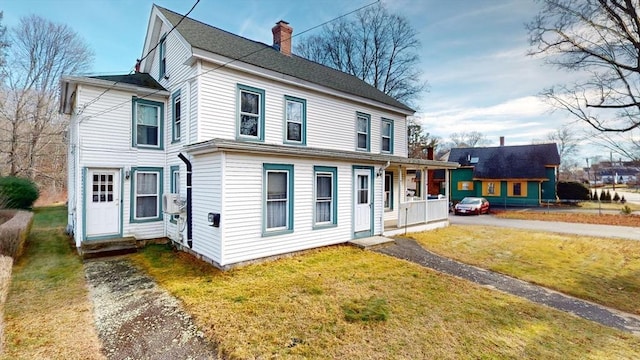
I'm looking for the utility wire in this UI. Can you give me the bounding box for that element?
[77,0,200,114]
[81,0,380,120]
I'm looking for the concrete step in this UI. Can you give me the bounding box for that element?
[81,237,137,259]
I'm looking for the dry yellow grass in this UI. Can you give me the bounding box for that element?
[132,244,640,359]
[2,207,103,360]
[410,225,640,315]
[494,210,640,227]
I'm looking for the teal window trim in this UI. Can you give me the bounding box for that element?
[384,172,394,211]
[169,165,180,224]
[237,84,265,142]
[171,90,181,143]
[159,34,166,78]
[313,166,338,229]
[381,118,394,154]
[356,112,371,151]
[130,167,164,223]
[132,97,164,150]
[262,163,294,236]
[283,95,306,146]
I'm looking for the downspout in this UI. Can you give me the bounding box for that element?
[178,153,193,248]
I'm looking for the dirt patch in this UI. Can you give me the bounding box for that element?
[84,257,220,359]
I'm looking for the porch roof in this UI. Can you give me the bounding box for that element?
[185,138,459,169]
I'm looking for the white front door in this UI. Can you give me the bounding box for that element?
[354,169,371,233]
[86,169,120,239]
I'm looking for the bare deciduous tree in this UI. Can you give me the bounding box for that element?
[591,130,640,161]
[448,131,491,148]
[407,117,440,159]
[528,0,640,133]
[296,3,426,106]
[546,124,581,164]
[0,15,93,192]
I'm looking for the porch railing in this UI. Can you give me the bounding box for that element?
[398,198,449,227]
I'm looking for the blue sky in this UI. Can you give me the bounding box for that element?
[2,0,591,154]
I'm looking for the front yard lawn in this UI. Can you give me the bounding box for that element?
[410,225,640,315]
[132,244,640,359]
[495,210,639,227]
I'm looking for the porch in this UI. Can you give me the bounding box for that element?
[382,162,452,236]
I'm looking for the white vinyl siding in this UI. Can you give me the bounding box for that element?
[196,64,408,156]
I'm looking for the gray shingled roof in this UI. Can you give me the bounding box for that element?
[90,73,166,91]
[156,5,414,113]
[448,143,560,179]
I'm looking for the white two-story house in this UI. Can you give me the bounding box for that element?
[60,5,458,269]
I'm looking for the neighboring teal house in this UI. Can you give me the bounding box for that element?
[448,143,560,207]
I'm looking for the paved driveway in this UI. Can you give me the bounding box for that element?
[449,214,640,241]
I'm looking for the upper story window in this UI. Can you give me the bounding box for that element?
[159,35,166,78]
[172,90,181,143]
[132,97,164,150]
[381,118,394,153]
[284,96,306,145]
[356,112,370,151]
[237,84,265,141]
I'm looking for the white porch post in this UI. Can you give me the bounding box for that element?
[399,165,404,202]
[445,169,450,199]
[422,167,428,222]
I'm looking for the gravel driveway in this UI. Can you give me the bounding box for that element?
[84,258,220,359]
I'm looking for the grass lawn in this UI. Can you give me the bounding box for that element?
[2,206,103,360]
[410,225,640,315]
[577,201,640,212]
[495,210,640,227]
[132,244,640,359]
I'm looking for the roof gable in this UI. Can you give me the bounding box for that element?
[153,5,413,113]
[449,143,560,179]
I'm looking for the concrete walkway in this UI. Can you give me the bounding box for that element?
[375,238,640,335]
[450,214,640,241]
[84,258,219,359]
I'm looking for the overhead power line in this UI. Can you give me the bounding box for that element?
[81,0,380,120]
[77,0,200,115]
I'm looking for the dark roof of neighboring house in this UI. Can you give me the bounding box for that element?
[90,73,166,91]
[448,143,560,179]
[155,6,414,113]
[599,168,639,176]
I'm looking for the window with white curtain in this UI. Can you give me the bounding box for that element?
[131,168,163,222]
[314,166,337,228]
[263,164,293,234]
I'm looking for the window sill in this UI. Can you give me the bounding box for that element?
[130,217,163,224]
[134,145,164,150]
[312,223,337,230]
[262,228,293,237]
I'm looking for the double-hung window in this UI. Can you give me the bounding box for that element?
[356,112,370,151]
[131,167,163,222]
[263,164,293,235]
[381,118,393,153]
[314,166,337,227]
[159,35,166,78]
[133,98,163,149]
[284,96,306,145]
[170,165,180,223]
[172,91,181,143]
[238,84,265,141]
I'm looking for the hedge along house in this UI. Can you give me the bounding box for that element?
[448,143,560,207]
[61,5,459,268]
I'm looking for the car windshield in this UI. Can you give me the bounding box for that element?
[460,198,480,205]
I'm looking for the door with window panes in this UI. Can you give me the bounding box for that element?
[85,169,120,238]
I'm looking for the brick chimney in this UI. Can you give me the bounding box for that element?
[272,20,293,56]
[426,146,434,160]
[499,136,505,146]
